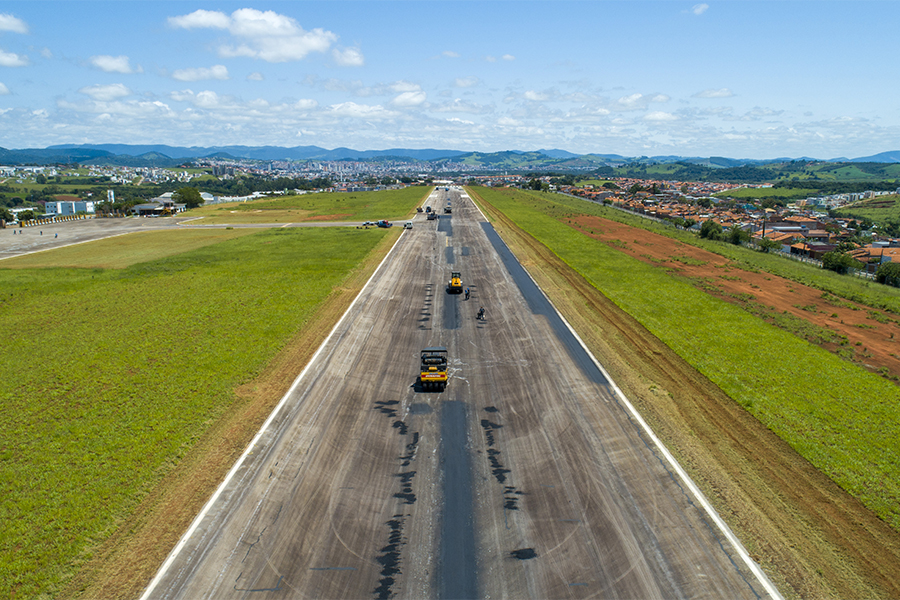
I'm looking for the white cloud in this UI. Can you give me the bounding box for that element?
[644,111,678,121]
[0,82,9,95]
[651,94,670,103]
[502,54,515,61]
[0,49,28,67]
[169,8,338,63]
[172,65,230,82]
[78,83,132,101]
[90,55,138,74]
[247,72,264,81]
[333,47,364,67]
[616,93,644,108]
[524,90,548,101]
[497,117,521,126]
[327,101,396,119]
[443,51,460,58]
[692,4,709,15]
[392,91,426,107]
[167,9,230,29]
[0,14,28,34]
[391,81,421,94]
[694,88,734,98]
[454,77,479,88]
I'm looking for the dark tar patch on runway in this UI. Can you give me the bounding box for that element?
[373,514,406,599]
[439,400,477,599]
[481,222,609,387]
[510,548,538,560]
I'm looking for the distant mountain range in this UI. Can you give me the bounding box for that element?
[0,143,898,168]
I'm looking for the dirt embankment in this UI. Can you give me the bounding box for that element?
[472,190,900,600]
[571,214,900,380]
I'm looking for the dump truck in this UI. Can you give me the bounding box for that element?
[419,346,448,391]
[444,203,452,214]
[448,270,463,294]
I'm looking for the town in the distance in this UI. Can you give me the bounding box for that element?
[3,146,900,279]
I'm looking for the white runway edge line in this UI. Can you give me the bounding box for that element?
[140,226,410,599]
[468,194,784,600]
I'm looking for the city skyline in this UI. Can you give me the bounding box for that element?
[1,1,898,159]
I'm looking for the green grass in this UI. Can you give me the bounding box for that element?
[833,194,900,224]
[472,185,900,530]
[0,229,258,269]
[0,227,390,599]
[189,186,430,224]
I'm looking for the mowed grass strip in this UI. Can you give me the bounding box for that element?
[472,186,900,530]
[190,185,429,224]
[1,229,258,269]
[0,226,390,599]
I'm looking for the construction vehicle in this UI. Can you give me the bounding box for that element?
[448,271,463,294]
[444,202,452,214]
[427,210,437,220]
[376,220,392,228]
[419,347,448,391]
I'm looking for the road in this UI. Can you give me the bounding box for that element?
[143,187,779,599]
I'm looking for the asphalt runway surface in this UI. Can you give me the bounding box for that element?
[141,188,779,599]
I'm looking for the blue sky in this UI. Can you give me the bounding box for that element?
[0,1,897,159]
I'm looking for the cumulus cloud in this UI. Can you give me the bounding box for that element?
[0,49,28,67]
[392,91,426,107]
[90,55,139,74]
[327,101,396,119]
[247,72,264,81]
[616,93,644,108]
[502,54,515,61]
[694,88,734,98]
[692,4,709,15]
[443,51,460,58]
[168,8,338,63]
[644,111,678,121]
[79,83,132,101]
[332,47,364,66]
[454,77,479,88]
[0,82,9,95]
[524,90,549,101]
[0,14,28,34]
[172,65,230,82]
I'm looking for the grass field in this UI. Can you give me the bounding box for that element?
[0,229,258,269]
[0,227,391,599]
[833,194,900,224]
[189,186,429,224]
[470,186,900,531]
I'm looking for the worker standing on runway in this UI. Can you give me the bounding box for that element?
[465,287,470,300]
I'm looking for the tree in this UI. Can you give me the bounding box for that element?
[728,224,749,245]
[876,262,900,287]
[18,210,35,222]
[528,178,542,191]
[699,219,723,240]
[0,207,12,223]
[822,251,864,274]
[172,187,204,209]
[757,237,782,253]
